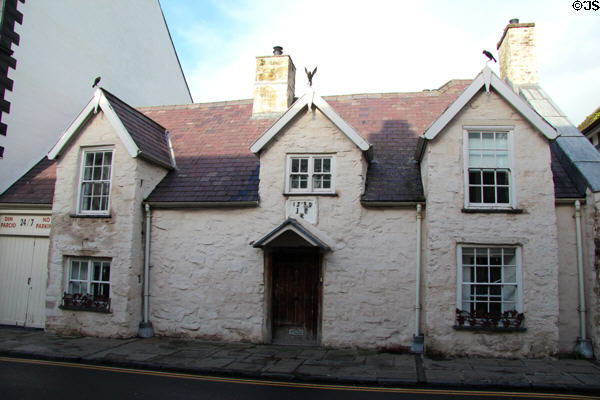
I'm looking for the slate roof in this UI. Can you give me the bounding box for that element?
[101,89,173,168]
[521,85,600,193]
[0,157,55,204]
[140,100,273,203]
[0,81,584,205]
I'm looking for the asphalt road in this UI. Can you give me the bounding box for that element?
[0,357,597,400]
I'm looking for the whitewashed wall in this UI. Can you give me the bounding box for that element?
[556,204,581,353]
[46,112,167,337]
[421,89,560,357]
[149,108,418,348]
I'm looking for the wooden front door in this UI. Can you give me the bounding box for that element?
[271,249,320,345]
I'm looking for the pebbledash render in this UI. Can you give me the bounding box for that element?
[1,20,599,358]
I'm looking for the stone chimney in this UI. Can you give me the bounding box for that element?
[497,19,538,90]
[252,46,296,118]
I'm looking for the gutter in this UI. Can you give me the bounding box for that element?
[573,200,594,358]
[145,201,259,209]
[410,204,424,354]
[360,201,425,208]
[0,204,52,212]
[138,203,154,338]
[414,136,426,161]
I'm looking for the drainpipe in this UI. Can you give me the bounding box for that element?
[410,204,424,354]
[573,200,593,358]
[138,203,155,338]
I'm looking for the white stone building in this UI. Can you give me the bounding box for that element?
[1,20,599,359]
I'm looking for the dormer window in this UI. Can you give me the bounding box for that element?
[77,148,113,215]
[464,129,513,208]
[286,154,335,194]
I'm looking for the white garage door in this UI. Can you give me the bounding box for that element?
[0,236,49,328]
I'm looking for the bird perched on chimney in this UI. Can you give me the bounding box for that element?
[482,50,496,63]
[305,67,317,87]
[92,76,101,88]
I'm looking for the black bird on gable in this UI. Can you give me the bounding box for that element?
[482,50,497,63]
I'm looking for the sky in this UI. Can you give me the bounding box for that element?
[160,0,599,126]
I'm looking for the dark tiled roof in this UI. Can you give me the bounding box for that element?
[0,157,56,204]
[140,101,273,203]
[1,82,582,205]
[102,89,173,168]
[324,82,471,202]
[551,148,585,198]
[140,81,472,203]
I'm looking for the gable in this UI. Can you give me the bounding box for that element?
[416,67,557,161]
[48,89,173,169]
[250,91,372,159]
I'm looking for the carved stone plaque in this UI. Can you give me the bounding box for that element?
[285,197,317,224]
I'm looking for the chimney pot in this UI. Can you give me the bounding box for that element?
[509,18,519,24]
[273,46,283,56]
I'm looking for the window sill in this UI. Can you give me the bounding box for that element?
[284,192,338,197]
[453,325,526,333]
[59,305,111,314]
[461,208,523,214]
[70,213,112,219]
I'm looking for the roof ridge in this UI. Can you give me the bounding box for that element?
[101,88,167,132]
[138,98,254,112]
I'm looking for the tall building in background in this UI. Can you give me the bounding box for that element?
[0,0,24,159]
[0,0,192,193]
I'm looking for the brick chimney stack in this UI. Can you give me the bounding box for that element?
[497,19,538,90]
[252,46,296,118]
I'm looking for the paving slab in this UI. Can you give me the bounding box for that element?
[1,327,600,392]
[263,358,304,374]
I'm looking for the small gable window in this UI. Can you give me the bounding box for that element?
[286,155,335,194]
[77,148,113,215]
[464,129,513,208]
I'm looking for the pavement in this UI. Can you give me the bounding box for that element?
[1,326,599,394]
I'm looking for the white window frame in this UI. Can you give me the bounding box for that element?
[463,127,515,209]
[285,154,336,194]
[76,147,114,215]
[456,245,523,314]
[66,258,111,299]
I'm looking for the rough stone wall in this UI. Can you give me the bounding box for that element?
[555,204,581,353]
[252,55,295,116]
[149,108,418,348]
[592,192,600,358]
[421,89,560,357]
[498,24,538,88]
[45,112,167,337]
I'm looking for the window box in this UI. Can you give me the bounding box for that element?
[60,293,111,313]
[285,154,335,194]
[454,308,525,332]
